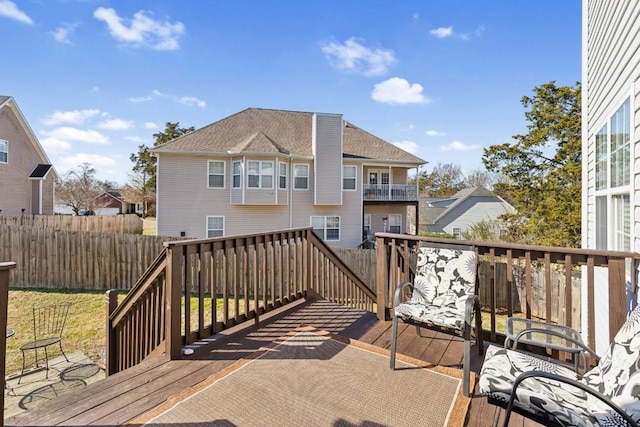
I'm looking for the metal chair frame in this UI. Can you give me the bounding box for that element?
[18,303,71,383]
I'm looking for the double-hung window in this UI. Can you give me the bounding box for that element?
[0,139,7,163]
[594,97,631,251]
[207,160,225,188]
[206,216,224,238]
[311,216,340,241]
[294,164,309,189]
[388,214,402,234]
[343,165,356,190]
[232,161,242,189]
[247,161,273,189]
[279,162,287,189]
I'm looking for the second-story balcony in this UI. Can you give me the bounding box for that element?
[362,184,418,202]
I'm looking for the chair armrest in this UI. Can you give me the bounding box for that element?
[504,370,638,427]
[393,282,414,308]
[464,294,478,323]
[512,327,599,371]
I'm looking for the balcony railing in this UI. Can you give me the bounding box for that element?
[362,184,418,202]
[374,232,640,356]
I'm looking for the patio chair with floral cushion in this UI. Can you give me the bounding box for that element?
[389,243,483,397]
[479,303,640,427]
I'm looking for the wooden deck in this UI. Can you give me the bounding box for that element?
[6,299,541,426]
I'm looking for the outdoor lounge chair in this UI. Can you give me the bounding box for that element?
[479,303,640,427]
[390,243,483,397]
[18,302,71,383]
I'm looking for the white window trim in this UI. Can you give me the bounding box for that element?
[207,160,226,189]
[293,163,309,190]
[343,165,357,191]
[388,214,402,234]
[206,215,225,238]
[279,161,287,190]
[0,139,7,164]
[311,215,340,241]
[593,93,634,251]
[232,160,242,189]
[247,160,274,189]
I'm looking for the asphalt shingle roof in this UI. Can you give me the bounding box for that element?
[153,108,425,164]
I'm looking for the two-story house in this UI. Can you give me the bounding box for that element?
[152,108,426,247]
[0,96,57,215]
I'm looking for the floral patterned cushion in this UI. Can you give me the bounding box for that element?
[479,304,640,426]
[394,246,477,332]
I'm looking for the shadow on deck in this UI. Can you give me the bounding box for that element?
[6,299,540,426]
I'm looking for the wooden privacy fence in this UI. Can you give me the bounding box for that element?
[0,214,143,234]
[0,225,171,289]
[105,227,376,375]
[375,233,640,353]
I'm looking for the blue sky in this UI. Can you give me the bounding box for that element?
[0,1,582,186]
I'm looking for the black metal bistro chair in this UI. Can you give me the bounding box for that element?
[18,303,71,383]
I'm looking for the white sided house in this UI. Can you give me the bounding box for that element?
[0,96,57,215]
[582,0,639,352]
[152,108,426,247]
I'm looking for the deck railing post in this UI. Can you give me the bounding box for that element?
[165,246,183,360]
[0,261,16,427]
[375,235,387,321]
[105,289,118,376]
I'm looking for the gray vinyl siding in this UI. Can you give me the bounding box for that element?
[0,107,54,215]
[313,113,343,205]
[433,198,515,235]
[583,0,640,252]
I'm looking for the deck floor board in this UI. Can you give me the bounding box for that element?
[6,299,537,427]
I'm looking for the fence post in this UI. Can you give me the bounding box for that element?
[375,236,387,321]
[0,261,16,427]
[105,290,118,376]
[165,245,183,360]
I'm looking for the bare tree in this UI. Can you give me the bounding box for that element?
[56,163,113,215]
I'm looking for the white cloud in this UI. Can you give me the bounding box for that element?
[181,96,206,108]
[144,122,158,129]
[393,141,419,155]
[93,7,185,51]
[430,25,484,41]
[0,0,32,24]
[98,118,134,130]
[371,77,430,105]
[430,26,453,38]
[129,96,152,102]
[40,137,72,153]
[51,23,77,44]
[321,37,395,76]
[152,89,167,97]
[56,154,117,176]
[41,127,110,145]
[425,129,446,137]
[440,140,480,151]
[41,109,101,126]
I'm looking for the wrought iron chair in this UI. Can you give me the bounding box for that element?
[18,302,71,383]
[389,243,483,397]
[479,303,640,427]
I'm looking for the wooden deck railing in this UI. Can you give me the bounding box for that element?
[106,227,375,375]
[0,262,15,427]
[375,233,640,353]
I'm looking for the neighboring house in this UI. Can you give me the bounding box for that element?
[0,96,57,215]
[152,108,426,247]
[93,191,143,216]
[418,186,515,238]
[582,0,639,352]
